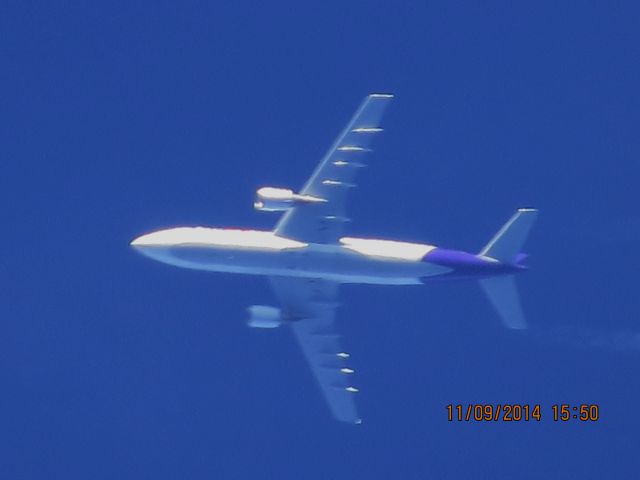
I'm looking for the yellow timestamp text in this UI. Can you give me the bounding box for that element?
[446,404,600,422]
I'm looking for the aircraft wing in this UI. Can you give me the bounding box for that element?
[268,276,361,424]
[274,94,394,244]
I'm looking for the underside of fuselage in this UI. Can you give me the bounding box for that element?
[130,227,524,284]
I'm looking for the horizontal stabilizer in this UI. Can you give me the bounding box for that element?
[479,275,526,329]
[480,209,538,263]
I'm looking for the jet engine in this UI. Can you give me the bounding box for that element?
[247,305,282,328]
[253,187,325,212]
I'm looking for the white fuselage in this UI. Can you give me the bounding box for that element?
[131,227,452,285]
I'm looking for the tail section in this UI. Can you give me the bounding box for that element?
[479,275,527,329]
[479,208,538,263]
[478,208,538,329]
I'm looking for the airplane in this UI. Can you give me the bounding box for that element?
[130,94,538,424]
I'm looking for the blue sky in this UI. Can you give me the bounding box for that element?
[2,1,640,478]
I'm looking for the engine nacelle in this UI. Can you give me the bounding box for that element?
[247,305,282,328]
[254,187,325,212]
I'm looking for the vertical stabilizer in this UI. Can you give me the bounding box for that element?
[479,209,538,263]
[479,275,527,329]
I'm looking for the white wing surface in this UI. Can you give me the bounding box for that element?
[268,277,361,424]
[275,94,394,244]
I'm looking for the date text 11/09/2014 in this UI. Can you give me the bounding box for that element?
[446,404,600,422]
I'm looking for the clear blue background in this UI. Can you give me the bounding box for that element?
[2,1,640,478]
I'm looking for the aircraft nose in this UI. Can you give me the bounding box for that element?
[130,231,173,263]
[129,228,188,247]
[130,230,170,247]
[129,232,167,257]
[130,233,153,247]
